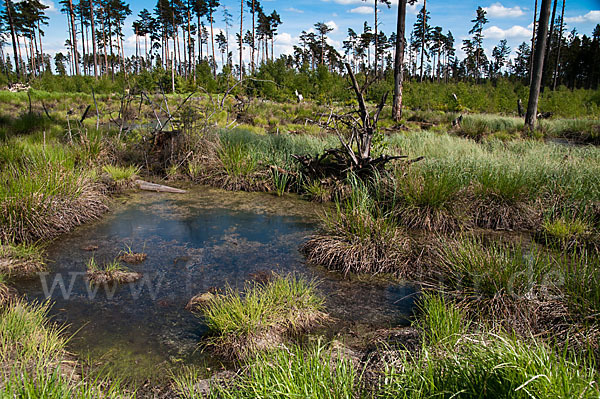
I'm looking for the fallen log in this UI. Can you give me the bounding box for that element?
[135,180,186,194]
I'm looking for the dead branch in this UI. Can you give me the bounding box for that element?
[293,63,422,180]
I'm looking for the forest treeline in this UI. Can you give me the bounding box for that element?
[0,0,599,97]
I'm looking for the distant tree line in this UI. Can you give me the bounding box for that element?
[0,0,598,91]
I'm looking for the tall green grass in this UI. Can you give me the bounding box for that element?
[206,343,357,399]
[438,238,552,298]
[415,293,470,347]
[558,251,600,322]
[389,130,600,215]
[0,300,130,398]
[380,294,599,399]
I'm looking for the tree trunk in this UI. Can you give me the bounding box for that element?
[4,0,20,78]
[552,0,565,90]
[90,0,98,78]
[197,15,202,62]
[37,20,44,73]
[543,0,558,87]
[108,19,114,79]
[80,9,87,75]
[28,35,35,75]
[187,5,192,76]
[120,35,126,77]
[419,0,426,82]
[16,34,24,75]
[102,16,108,75]
[210,9,216,77]
[392,0,407,121]
[135,27,139,73]
[529,0,538,84]
[239,0,243,79]
[525,0,552,131]
[68,0,80,75]
[251,0,255,72]
[374,0,378,75]
[171,51,175,92]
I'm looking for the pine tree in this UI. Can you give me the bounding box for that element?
[468,6,488,80]
[412,1,430,81]
[206,0,219,77]
[2,0,20,77]
[491,39,510,77]
[512,41,531,80]
[315,22,333,66]
[215,30,226,69]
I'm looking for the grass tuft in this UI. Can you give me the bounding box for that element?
[86,257,141,285]
[102,165,139,182]
[199,274,326,360]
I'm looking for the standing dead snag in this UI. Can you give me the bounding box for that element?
[293,63,422,180]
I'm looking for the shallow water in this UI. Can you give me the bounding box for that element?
[15,186,417,382]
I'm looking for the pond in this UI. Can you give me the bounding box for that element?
[15,187,417,382]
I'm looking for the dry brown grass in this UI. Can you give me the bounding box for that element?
[302,220,414,277]
[394,203,469,233]
[471,195,541,231]
[86,269,142,285]
[0,245,45,278]
[118,252,147,264]
[0,282,17,307]
[0,179,108,244]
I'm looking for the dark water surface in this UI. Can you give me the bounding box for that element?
[15,187,417,381]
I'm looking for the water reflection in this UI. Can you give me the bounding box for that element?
[15,187,417,382]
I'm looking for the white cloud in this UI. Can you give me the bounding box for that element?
[325,20,339,33]
[326,37,341,48]
[40,0,58,12]
[482,25,531,39]
[285,7,304,14]
[324,0,363,5]
[482,2,524,18]
[564,10,600,24]
[407,0,424,15]
[349,6,372,14]
[276,32,294,45]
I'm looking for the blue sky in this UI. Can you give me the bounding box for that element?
[35,0,600,65]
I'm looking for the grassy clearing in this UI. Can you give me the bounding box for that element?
[380,294,599,399]
[0,300,130,398]
[198,274,326,360]
[388,131,600,230]
[86,257,142,285]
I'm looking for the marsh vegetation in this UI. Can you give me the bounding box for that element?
[0,78,598,397]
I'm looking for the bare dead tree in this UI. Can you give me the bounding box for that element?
[293,63,422,180]
[526,0,552,131]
